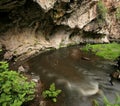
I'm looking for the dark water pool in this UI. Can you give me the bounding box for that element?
[27,46,120,106]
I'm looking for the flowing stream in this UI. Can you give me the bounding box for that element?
[27,46,120,106]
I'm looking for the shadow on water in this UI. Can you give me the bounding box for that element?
[27,46,120,106]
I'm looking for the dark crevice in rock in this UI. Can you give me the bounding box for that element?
[82,30,105,39]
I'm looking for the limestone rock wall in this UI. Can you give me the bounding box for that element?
[0,0,120,60]
[0,0,119,38]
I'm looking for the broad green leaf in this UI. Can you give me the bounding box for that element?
[52,98,57,102]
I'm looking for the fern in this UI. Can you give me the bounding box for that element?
[42,83,62,102]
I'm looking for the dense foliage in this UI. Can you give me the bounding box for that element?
[42,83,62,102]
[0,61,36,106]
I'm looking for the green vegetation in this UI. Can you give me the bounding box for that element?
[97,0,108,22]
[115,7,120,21]
[0,61,36,106]
[0,61,9,72]
[82,43,120,60]
[42,83,62,102]
[93,94,120,106]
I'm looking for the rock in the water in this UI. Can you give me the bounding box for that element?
[31,73,40,83]
[110,70,120,85]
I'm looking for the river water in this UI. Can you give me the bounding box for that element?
[27,46,120,106]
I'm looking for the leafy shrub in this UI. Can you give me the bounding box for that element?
[116,7,120,21]
[93,94,120,106]
[0,61,36,106]
[0,61,9,72]
[42,83,62,102]
[97,0,108,22]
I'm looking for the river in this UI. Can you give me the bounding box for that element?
[27,46,120,106]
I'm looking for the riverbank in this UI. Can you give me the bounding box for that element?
[82,42,120,60]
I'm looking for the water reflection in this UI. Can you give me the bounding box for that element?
[27,46,120,106]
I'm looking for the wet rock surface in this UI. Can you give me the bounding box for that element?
[109,56,120,85]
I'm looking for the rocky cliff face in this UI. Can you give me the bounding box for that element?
[0,0,120,60]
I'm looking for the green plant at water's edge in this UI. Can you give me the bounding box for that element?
[93,94,120,106]
[42,83,62,102]
[82,43,120,60]
[0,61,36,106]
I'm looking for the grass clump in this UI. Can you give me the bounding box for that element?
[42,83,62,102]
[0,61,36,106]
[82,42,120,60]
